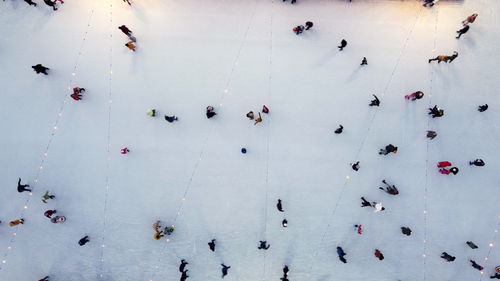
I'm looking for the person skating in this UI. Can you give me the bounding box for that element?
[277,199,284,212]
[262,105,269,114]
[360,197,372,207]
[369,95,380,106]
[401,226,412,236]
[125,41,136,51]
[118,25,132,36]
[123,0,131,5]
[470,259,484,271]
[165,115,178,123]
[336,246,347,263]
[379,179,399,195]
[428,51,458,63]
[17,178,32,193]
[44,210,57,218]
[305,21,313,30]
[38,277,50,281]
[221,264,230,278]
[24,0,37,6]
[78,236,90,246]
[282,219,288,227]
[478,104,488,112]
[469,159,485,166]
[405,91,424,100]
[293,25,304,35]
[180,270,189,281]
[466,241,478,249]
[146,109,156,117]
[440,252,455,262]
[206,106,217,119]
[428,105,444,118]
[423,0,437,7]
[463,13,478,25]
[254,112,263,125]
[283,265,289,277]
[352,161,360,171]
[354,224,363,235]
[154,231,164,240]
[379,144,398,155]
[9,218,24,226]
[164,225,174,235]
[456,25,470,39]
[334,125,343,134]
[338,39,347,51]
[208,239,216,252]
[71,87,85,101]
[32,64,50,75]
[41,191,55,203]
[360,57,368,65]
[439,166,459,175]
[51,215,66,223]
[258,241,270,250]
[374,249,384,260]
[178,259,188,272]
[427,130,437,140]
[43,0,57,10]
[246,111,255,120]
[120,147,130,154]
[152,220,161,232]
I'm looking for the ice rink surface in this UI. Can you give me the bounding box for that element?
[0,0,499,280]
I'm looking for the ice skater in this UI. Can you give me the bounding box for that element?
[428,51,458,63]
[374,249,384,260]
[491,273,500,279]
[208,239,216,252]
[71,87,85,101]
[305,21,313,30]
[293,25,304,35]
[258,241,270,250]
[17,178,31,193]
[9,218,24,226]
[277,199,284,212]
[334,125,343,134]
[246,111,255,120]
[351,161,360,171]
[221,264,230,278]
[360,57,368,65]
[469,159,485,166]
[206,106,217,119]
[379,144,398,155]
[405,91,424,100]
[470,259,484,271]
[428,105,444,118]
[478,104,488,112]
[463,13,478,25]
[180,270,189,281]
[78,236,90,246]
[147,109,156,117]
[401,226,412,236]
[466,241,478,249]
[179,259,188,272]
[440,252,455,262]
[38,277,50,281]
[379,180,399,195]
[373,202,385,212]
[427,131,437,140]
[123,0,131,5]
[262,105,269,114]
[336,246,347,263]
[32,64,50,75]
[338,39,347,51]
[41,191,55,203]
[283,0,297,4]
[44,210,57,218]
[43,0,57,10]
[423,0,438,7]
[354,224,363,235]
[125,41,136,51]
[165,115,178,123]
[24,0,37,6]
[369,95,380,106]
[254,112,263,125]
[118,25,132,36]
[283,265,289,277]
[456,25,470,39]
[437,161,459,175]
[282,219,288,227]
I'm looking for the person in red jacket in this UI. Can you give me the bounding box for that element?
[44,210,57,218]
[374,249,384,260]
[71,87,85,100]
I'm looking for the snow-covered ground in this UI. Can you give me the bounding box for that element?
[1,0,499,280]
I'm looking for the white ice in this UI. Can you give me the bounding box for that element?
[0,0,499,280]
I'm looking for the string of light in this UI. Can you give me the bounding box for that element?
[0,2,96,270]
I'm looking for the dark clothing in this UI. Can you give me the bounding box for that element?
[466,241,478,249]
[470,260,483,271]
[206,111,216,119]
[338,39,347,51]
[470,159,485,166]
[305,21,313,30]
[282,219,288,227]
[44,210,57,218]
[428,105,444,118]
[283,265,289,276]
[277,199,284,212]
[360,197,372,207]
[361,57,368,65]
[32,64,49,75]
[78,236,90,246]
[181,270,188,279]
[43,0,57,10]
[17,178,31,193]
[208,239,216,252]
[440,252,455,262]
[165,115,178,123]
[336,247,347,263]
[490,273,500,279]
[118,25,132,36]
[427,131,437,140]
[334,125,343,134]
[221,264,230,278]
[258,241,270,250]
[24,0,37,6]
[478,104,488,112]
[179,260,188,272]
[401,227,412,236]
[379,144,397,155]
[369,95,380,106]
[374,249,384,260]
[456,25,470,38]
[352,161,360,171]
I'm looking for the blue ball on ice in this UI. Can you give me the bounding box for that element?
[241,148,247,154]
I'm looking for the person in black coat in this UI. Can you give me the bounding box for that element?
[338,39,347,51]
[206,106,216,119]
[456,25,470,39]
[32,64,50,75]
[491,273,500,279]
[258,241,270,250]
[78,236,90,246]
[221,264,230,278]
[17,178,32,193]
[179,259,188,272]
[305,21,313,30]
[165,115,178,123]
[208,239,216,252]
[180,270,188,280]
[440,252,456,262]
[283,265,289,276]
[369,95,380,106]
[469,159,485,166]
[361,57,368,65]
[334,125,343,134]
[478,104,488,112]
[401,227,412,236]
[336,246,347,263]
[43,0,57,10]
[360,197,372,207]
[24,0,38,6]
[277,199,284,212]
[352,161,360,171]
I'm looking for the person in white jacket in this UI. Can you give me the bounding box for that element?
[373,202,385,212]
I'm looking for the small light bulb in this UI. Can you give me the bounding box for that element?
[489,243,494,247]
[54,126,58,130]
[7,247,11,250]
[23,206,27,209]
[182,198,186,201]
[72,72,76,76]
[422,254,426,258]
[346,176,350,179]
[2,260,6,264]
[423,210,427,214]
